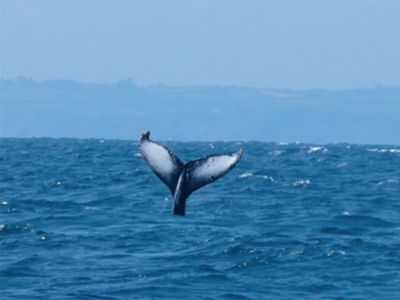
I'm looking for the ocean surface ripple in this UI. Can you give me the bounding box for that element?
[1,138,400,299]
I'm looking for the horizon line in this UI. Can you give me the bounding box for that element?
[1,76,399,92]
[1,135,399,147]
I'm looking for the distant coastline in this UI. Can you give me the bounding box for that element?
[1,77,399,145]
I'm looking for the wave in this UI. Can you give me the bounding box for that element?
[239,172,275,182]
[377,179,399,186]
[239,172,253,179]
[307,146,328,154]
[367,148,400,153]
[292,179,311,186]
[1,139,399,299]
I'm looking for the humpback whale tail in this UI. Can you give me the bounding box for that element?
[139,131,243,215]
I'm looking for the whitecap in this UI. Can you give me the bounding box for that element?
[209,143,215,149]
[342,211,351,216]
[0,224,5,231]
[134,152,143,157]
[269,150,283,156]
[290,248,304,256]
[262,175,275,182]
[327,250,346,257]
[293,179,311,186]
[239,172,253,179]
[1,201,8,206]
[367,148,400,153]
[24,224,34,232]
[377,179,399,186]
[389,149,400,153]
[307,146,328,154]
[85,206,100,211]
[387,179,399,184]
[338,162,348,168]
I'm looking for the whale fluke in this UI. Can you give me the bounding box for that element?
[186,150,243,193]
[139,131,243,216]
[140,131,183,194]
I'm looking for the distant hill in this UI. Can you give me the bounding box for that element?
[1,77,399,144]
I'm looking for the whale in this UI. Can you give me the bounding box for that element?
[139,131,243,216]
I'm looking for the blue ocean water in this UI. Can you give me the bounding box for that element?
[1,138,399,300]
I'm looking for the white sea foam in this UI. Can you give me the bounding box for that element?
[262,175,275,182]
[269,150,284,156]
[367,148,400,153]
[239,172,275,182]
[338,162,348,168]
[293,179,311,186]
[290,249,304,256]
[377,179,399,186]
[307,146,328,154]
[239,172,253,179]
[0,224,5,231]
[134,152,143,157]
[1,201,8,205]
[85,206,100,211]
[327,250,346,257]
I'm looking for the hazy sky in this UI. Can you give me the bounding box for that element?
[1,0,399,88]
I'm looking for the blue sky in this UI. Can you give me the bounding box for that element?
[1,0,399,89]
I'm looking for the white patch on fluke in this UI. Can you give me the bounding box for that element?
[140,140,175,177]
[192,152,240,180]
[139,131,243,215]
